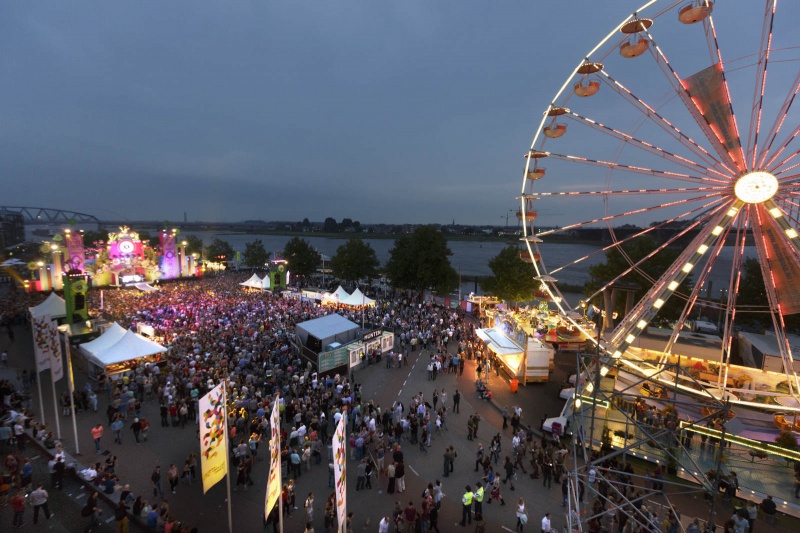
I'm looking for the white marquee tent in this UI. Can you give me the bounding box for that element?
[240,273,270,290]
[340,288,376,307]
[324,285,351,304]
[79,323,128,357]
[80,328,167,375]
[29,292,67,319]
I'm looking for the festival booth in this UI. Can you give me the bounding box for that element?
[29,292,67,320]
[477,312,555,385]
[339,288,376,307]
[79,327,168,380]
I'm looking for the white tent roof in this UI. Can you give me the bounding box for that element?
[29,292,67,319]
[325,285,351,302]
[240,273,270,290]
[133,282,159,292]
[86,329,167,367]
[80,323,129,356]
[340,288,376,307]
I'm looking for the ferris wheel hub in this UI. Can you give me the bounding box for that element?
[734,171,778,204]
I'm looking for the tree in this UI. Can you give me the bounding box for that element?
[481,246,538,303]
[339,218,354,232]
[301,218,311,230]
[586,235,692,324]
[243,239,271,268]
[138,230,152,245]
[323,217,339,233]
[385,225,458,295]
[330,239,380,286]
[182,235,204,257]
[205,238,235,262]
[283,237,321,280]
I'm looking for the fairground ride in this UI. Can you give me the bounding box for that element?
[517,1,800,530]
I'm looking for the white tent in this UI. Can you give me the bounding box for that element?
[80,323,128,357]
[324,285,351,303]
[340,288,376,307]
[29,292,67,319]
[85,329,167,368]
[240,274,262,289]
[240,273,270,290]
[133,282,159,292]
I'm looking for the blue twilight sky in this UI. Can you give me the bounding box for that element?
[1,1,798,226]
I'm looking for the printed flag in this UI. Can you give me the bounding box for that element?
[32,315,63,381]
[199,383,228,493]
[265,399,282,520]
[332,414,347,531]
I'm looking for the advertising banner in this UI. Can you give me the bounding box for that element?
[265,399,282,519]
[199,383,228,493]
[159,231,180,279]
[682,63,746,172]
[758,208,800,315]
[32,315,61,377]
[64,231,85,273]
[332,415,347,531]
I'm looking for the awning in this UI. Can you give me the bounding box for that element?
[476,327,523,356]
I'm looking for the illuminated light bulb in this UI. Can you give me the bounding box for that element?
[769,207,782,218]
[653,299,665,309]
[712,226,724,236]
[682,263,694,273]
[599,366,609,376]
[786,228,799,239]
[636,320,647,329]
[625,334,636,343]
[697,245,708,254]
[668,281,679,291]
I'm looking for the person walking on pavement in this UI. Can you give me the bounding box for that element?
[460,485,474,527]
[474,444,484,471]
[541,512,552,533]
[11,489,26,526]
[29,483,53,524]
[82,490,101,532]
[453,390,461,413]
[130,418,142,443]
[111,416,124,444]
[91,424,103,453]
[168,464,179,494]
[503,456,516,491]
[151,466,163,498]
[515,497,528,532]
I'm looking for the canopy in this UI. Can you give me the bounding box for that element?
[29,292,67,319]
[133,282,159,292]
[80,323,128,356]
[325,285,351,303]
[240,273,270,290]
[339,288,375,307]
[84,329,167,368]
[476,327,524,356]
[295,313,360,349]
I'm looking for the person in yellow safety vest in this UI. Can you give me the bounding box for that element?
[461,485,474,527]
[474,481,484,515]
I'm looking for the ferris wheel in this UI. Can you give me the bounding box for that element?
[520,0,800,407]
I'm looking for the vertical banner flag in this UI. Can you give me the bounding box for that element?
[199,383,228,493]
[159,231,179,279]
[265,399,282,520]
[32,315,63,380]
[32,315,53,373]
[332,415,347,531]
[64,230,85,273]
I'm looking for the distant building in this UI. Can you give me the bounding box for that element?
[0,210,25,249]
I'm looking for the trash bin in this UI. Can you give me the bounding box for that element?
[510,379,519,393]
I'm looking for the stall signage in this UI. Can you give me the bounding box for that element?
[362,329,382,342]
[319,347,349,373]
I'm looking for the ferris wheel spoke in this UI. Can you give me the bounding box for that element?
[535,193,722,237]
[546,151,726,185]
[524,186,725,199]
[745,1,777,169]
[751,204,800,393]
[769,144,800,175]
[584,203,726,302]
[550,197,725,278]
[642,25,747,173]
[596,71,734,176]
[561,112,731,182]
[603,199,741,360]
[757,71,800,169]
[660,213,734,364]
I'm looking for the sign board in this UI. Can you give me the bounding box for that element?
[362,329,382,342]
[319,347,349,373]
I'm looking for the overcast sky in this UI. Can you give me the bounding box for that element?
[1,1,797,226]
